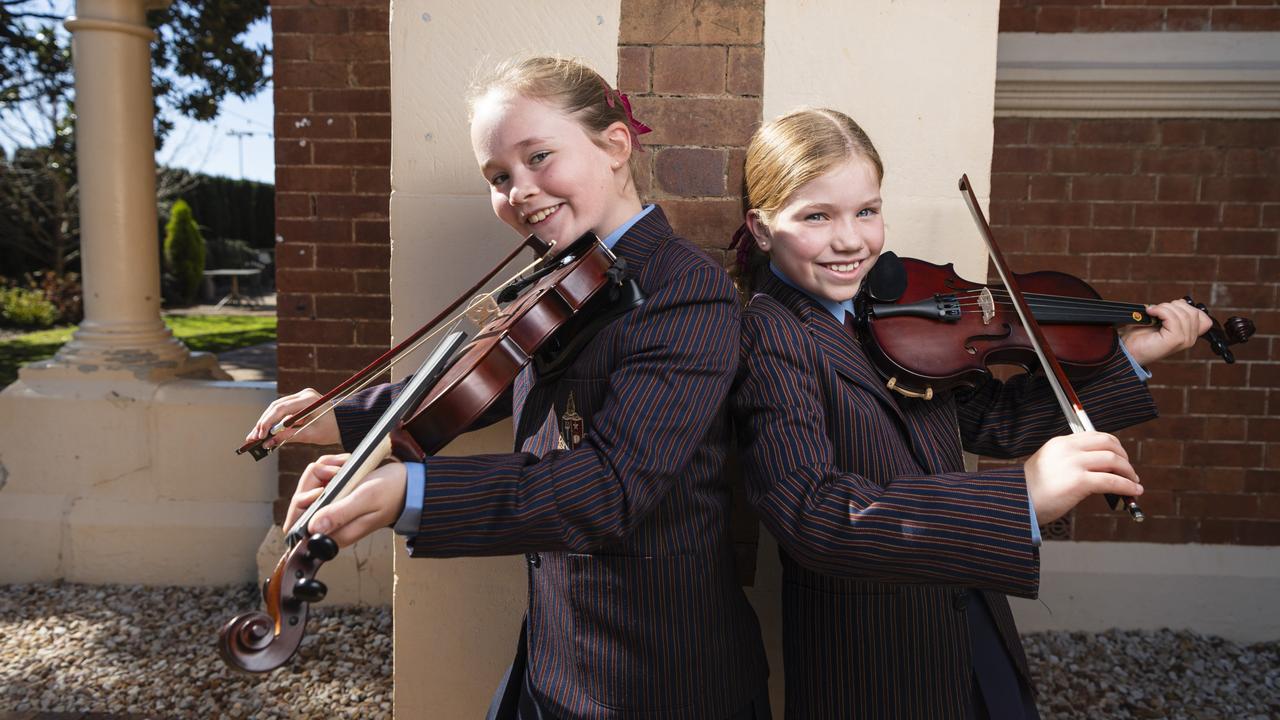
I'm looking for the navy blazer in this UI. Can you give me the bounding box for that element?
[336,206,768,719]
[732,272,1157,718]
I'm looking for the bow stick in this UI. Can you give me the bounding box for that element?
[958,174,1143,522]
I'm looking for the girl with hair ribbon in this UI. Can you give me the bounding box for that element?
[248,57,770,719]
[729,107,1208,718]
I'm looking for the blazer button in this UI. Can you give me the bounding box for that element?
[952,591,969,611]
[525,552,541,568]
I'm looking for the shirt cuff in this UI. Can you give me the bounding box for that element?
[393,461,425,535]
[1118,338,1153,383]
[1029,494,1042,547]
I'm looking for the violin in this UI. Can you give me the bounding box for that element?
[219,232,640,673]
[854,251,1255,401]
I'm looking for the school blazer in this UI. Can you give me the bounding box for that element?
[732,273,1157,719]
[335,207,768,720]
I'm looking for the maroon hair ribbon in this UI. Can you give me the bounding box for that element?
[605,87,653,152]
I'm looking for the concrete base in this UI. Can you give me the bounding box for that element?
[0,371,278,585]
[1011,541,1280,643]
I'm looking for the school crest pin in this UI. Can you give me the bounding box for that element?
[558,391,584,450]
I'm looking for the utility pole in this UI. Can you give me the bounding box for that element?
[226,129,255,179]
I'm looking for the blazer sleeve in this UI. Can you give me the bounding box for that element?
[957,344,1158,459]
[403,265,740,558]
[732,303,1038,597]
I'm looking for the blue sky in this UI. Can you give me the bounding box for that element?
[157,17,274,184]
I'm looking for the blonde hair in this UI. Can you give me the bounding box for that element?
[745,107,883,227]
[468,56,643,174]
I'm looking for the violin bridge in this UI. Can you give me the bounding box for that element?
[466,293,501,326]
[978,287,995,325]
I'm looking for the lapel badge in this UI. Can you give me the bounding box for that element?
[558,391,585,450]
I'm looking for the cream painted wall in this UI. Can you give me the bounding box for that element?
[763,0,1001,282]
[388,2,621,716]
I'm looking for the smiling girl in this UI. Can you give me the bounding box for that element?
[249,57,770,719]
[730,107,1209,718]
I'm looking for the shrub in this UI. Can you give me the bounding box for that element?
[0,286,59,328]
[24,270,83,324]
[164,199,206,305]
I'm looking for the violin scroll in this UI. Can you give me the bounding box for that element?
[218,532,338,673]
[1183,296,1255,364]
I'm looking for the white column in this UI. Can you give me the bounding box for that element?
[45,0,218,380]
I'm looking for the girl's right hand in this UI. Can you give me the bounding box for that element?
[247,387,341,449]
[1025,432,1143,525]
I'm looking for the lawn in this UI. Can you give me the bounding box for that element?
[0,314,276,387]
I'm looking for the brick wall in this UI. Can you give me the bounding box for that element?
[988,117,1279,545]
[272,0,392,521]
[1000,1,1280,32]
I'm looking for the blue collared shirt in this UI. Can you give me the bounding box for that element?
[393,205,657,535]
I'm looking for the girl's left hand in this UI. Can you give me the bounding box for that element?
[1120,299,1213,368]
[301,459,408,548]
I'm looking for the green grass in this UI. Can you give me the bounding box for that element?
[0,315,276,387]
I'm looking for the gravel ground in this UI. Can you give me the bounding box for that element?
[2,582,1277,719]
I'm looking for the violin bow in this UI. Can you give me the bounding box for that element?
[958,174,1144,522]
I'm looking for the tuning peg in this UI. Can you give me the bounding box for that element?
[1225,316,1255,345]
[306,533,339,562]
[293,578,328,603]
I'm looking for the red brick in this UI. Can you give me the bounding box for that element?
[1147,359,1208,388]
[314,344,385,371]
[274,35,312,62]
[355,319,391,345]
[315,194,388,219]
[1211,8,1280,32]
[1206,416,1250,443]
[998,7,1036,32]
[276,243,315,269]
[1087,253,1134,280]
[275,89,312,115]
[273,7,349,34]
[1251,362,1280,389]
[315,294,390,320]
[355,115,391,140]
[275,61,350,90]
[1024,226,1068,253]
[1139,148,1222,175]
[1224,148,1278,177]
[660,198,745,249]
[654,148,726,197]
[278,268,357,294]
[350,7,389,32]
[727,148,747,200]
[1180,492,1261,520]
[629,96,760,147]
[276,113,354,140]
[1036,7,1080,32]
[1188,390,1269,417]
[1160,121,1207,146]
[354,220,390,243]
[1142,415,1207,441]
[276,138,312,166]
[1138,439,1184,466]
[1156,175,1197,203]
[1068,228,1151,254]
[312,140,391,167]
[1131,255,1213,282]
[313,89,391,114]
[1006,201,1091,227]
[1076,120,1158,146]
[617,46,651,93]
[1110,516,1200,544]
[276,344,316,370]
[1028,174,1069,201]
[1199,519,1237,545]
[653,46,726,95]
[1072,175,1156,202]
[277,219,351,244]
[1091,203,1135,228]
[277,166,352,193]
[276,293,314,318]
[1167,8,1211,31]
[1205,121,1280,148]
[621,0,764,44]
[1235,520,1280,546]
[992,174,1028,201]
[727,47,763,96]
[1029,119,1072,145]
[1202,177,1280,204]
[277,319,358,345]
[353,62,390,88]
[315,244,390,270]
[1075,8,1163,31]
[994,118,1029,147]
[313,34,388,63]
[993,147,1049,174]
[1134,203,1219,228]
[1051,147,1134,174]
[355,270,390,294]
[275,193,314,218]
[1198,230,1277,256]
[354,168,390,194]
[1244,469,1280,492]
[1153,229,1196,253]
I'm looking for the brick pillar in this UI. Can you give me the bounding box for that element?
[619,0,765,580]
[272,1,392,521]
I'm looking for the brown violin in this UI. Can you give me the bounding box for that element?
[219,232,640,673]
[854,251,1255,401]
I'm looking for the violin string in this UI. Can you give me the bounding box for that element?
[952,289,1147,313]
[272,253,550,452]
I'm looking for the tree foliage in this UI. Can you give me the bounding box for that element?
[0,0,270,278]
[164,198,204,305]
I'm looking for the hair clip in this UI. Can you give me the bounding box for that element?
[605,87,653,152]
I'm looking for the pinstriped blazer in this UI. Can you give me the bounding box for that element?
[731,272,1157,719]
[335,206,768,720]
